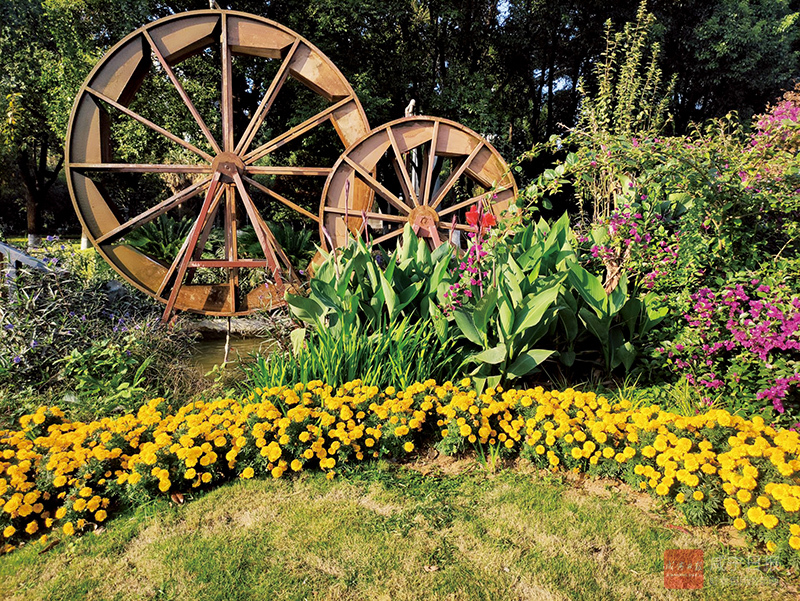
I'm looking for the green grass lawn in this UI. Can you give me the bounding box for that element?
[1,459,794,601]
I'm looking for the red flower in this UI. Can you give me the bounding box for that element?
[466,204,480,227]
[465,204,497,229]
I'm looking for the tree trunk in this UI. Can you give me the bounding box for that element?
[17,137,63,249]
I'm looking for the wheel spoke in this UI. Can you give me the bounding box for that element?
[161,172,225,322]
[243,175,319,223]
[185,185,226,285]
[224,185,239,310]
[96,177,211,245]
[246,166,330,177]
[70,163,210,173]
[143,30,223,155]
[429,141,485,210]
[85,87,214,162]
[221,14,234,153]
[233,171,298,283]
[323,206,408,223]
[235,38,299,156]
[370,227,404,246]
[420,120,439,204]
[343,156,412,215]
[386,127,419,207]
[442,187,514,219]
[244,96,354,165]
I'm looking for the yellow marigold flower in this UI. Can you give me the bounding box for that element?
[781,497,800,512]
[2,525,15,538]
[747,506,765,525]
[53,475,67,487]
[766,541,777,553]
[55,507,67,519]
[73,499,86,512]
[63,522,75,536]
[240,467,254,479]
[724,498,741,517]
[271,466,284,479]
[570,447,582,460]
[95,510,107,522]
[757,496,771,509]
[79,487,92,498]
[158,479,171,492]
[655,483,669,496]
[535,445,545,455]
[676,493,686,503]
[18,504,32,517]
[602,447,615,459]
[459,424,472,437]
[201,472,212,483]
[693,491,704,502]
[504,439,514,449]
[737,490,752,504]
[790,524,800,536]
[790,536,800,550]
[733,518,746,531]
[763,514,779,529]
[291,459,303,472]
[403,442,415,453]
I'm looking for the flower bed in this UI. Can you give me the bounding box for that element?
[2,380,799,565]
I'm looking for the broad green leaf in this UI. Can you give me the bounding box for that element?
[285,294,324,325]
[473,344,507,365]
[617,341,637,372]
[507,349,554,378]
[567,261,607,316]
[379,269,400,321]
[498,296,514,341]
[559,348,576,367]
[290,328,306,356]
[473,288,498,338]
[454,310,483,346]
[513,285,560,334]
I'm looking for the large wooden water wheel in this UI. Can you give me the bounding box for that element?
[320,117,517,251]
[65,9,369,320]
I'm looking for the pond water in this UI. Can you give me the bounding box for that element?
[190,336,277,374]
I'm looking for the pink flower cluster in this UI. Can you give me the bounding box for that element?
[659,280,800,415]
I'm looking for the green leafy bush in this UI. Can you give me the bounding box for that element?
[239,316,463,392]
[0,239,199,425]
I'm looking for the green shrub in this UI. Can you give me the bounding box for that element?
[239,316,463,392]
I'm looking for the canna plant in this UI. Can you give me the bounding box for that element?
[451,211,667,388]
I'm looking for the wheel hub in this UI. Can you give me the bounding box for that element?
[408,205,439,230]
[211,151,244,182]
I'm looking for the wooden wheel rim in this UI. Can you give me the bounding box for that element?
[65,9,370,317]
[319,116,517,251]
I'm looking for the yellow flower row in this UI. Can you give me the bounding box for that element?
[1,379,799,563]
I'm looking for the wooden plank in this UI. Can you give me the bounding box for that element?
[144,29,222,156]
[421,120,439,205]
[243,175,319,223]
[386,127,419,207]
[85,87,213,162]
[189,260,268,268]
[161,172,224,322]
[244,96,353,164]
[235,38,299,156]
[221,13,234,153]
[343,156,412,215]
[429,142,484,210]
[246,166,330,176]
[96,177,211,244]
[70,163,211,173]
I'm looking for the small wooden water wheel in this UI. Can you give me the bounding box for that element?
[65,9,369,320]
[319,117,517,251]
